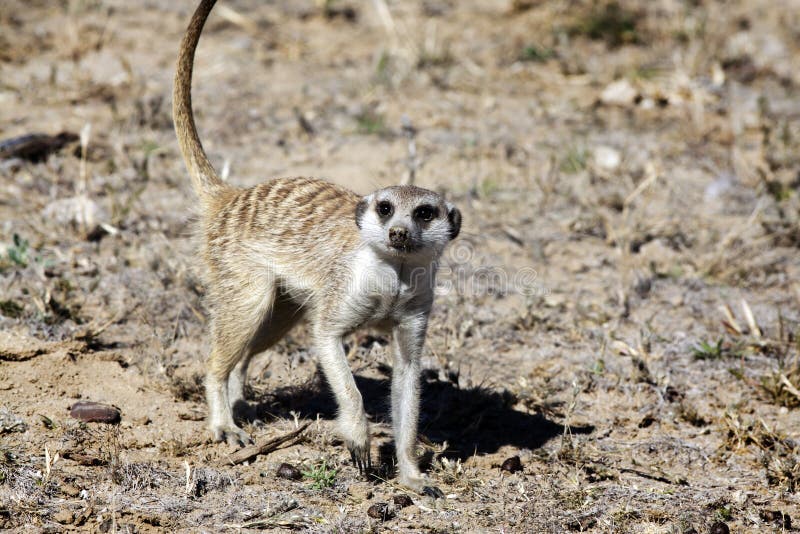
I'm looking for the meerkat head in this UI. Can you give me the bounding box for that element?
[355,185,461,261]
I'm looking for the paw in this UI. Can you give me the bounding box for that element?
[399,471,443,498]
[398,468,426,492]
[211,424,253,448]
[347,439,372,474]
[338,413,371,473]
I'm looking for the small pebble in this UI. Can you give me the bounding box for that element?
[52,509,73,524]
[500,455,523,473]
[69,402,120,424]
[760,510,791,528]
[593,145,621,171]
[422,486,444,499]
[600,79,638,106]
[276,463,302,481]
[367,503,393,521]
[393,494,413,508]
[60,483,81,498]
[709,521,729,534]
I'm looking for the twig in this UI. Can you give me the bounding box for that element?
[221,499,300,530]
[623,161,659,208]
[222,423,310,466]
[779,374,800,401]
[371,0,399,50]
[401,115,418,185]
[617,465,687,486]
[78,123,91,236]
[216,4,259,35]
[740,299,761,338]
[719,304,742,335]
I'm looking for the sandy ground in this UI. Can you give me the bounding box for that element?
[2,0,800,532]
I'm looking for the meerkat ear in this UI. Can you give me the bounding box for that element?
[447,203,461,240]
[355,197,369,229]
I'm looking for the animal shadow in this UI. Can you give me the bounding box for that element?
[247,367,594,461]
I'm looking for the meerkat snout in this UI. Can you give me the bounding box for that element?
[389,226,410,249]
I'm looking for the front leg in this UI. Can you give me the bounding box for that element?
[314,330,371,472]
[392,313,429,491]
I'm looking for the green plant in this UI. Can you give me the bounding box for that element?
[479,177,500,198]
[570,2,640,48]
[560,146,588,174]
[355,111,389,136]
[518,45,554,63]
[692,339,723,360]
[6,234,30,267]
[0,300,24,318]
[766,180,792,202]
[302,459,337,489]
[373,50,391,85]
[714,505,733,522]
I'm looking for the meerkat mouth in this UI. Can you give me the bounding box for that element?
[387,241,421,254]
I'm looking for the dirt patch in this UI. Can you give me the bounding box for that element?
[1,0,799,531]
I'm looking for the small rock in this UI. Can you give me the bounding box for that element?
[61,483,82,497]
[637,239,678,275]
[760,510,791,528]
[500,455,523,473]
[367,503,393,521]
[393,494,414,508]
[276,463,302,481]
[704,173,734,202]
[52,509,73,524]
[638,415,656,428]
[709,522,729,534]
[566,516,597,531]
[683,528,698,534]
[85,224,115,243]
[69,402,120,424]
[0,132,78,162]
[664,386,683,403]
[600,79,638,106]
[348,484,373,501]
[422,485,445,499]
[593,146,622,171]
[73,507,92,527]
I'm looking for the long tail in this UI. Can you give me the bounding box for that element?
[173,0,228,204]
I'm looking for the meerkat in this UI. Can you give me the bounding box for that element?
[173,0,461,492]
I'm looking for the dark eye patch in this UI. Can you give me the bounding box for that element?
[376,200,394,218]
[413,204,438,222]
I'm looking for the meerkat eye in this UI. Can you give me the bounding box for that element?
[413,204,438,222]
[376,201,394,218]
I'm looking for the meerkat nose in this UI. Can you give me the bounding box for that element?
[389,226,410,246]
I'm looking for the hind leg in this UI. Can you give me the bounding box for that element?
[228,356,253,420]
[206,280,276,446]
[228,290,305,420]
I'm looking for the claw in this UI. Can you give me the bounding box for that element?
[212,425,253,448]
[348,444,371,475]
